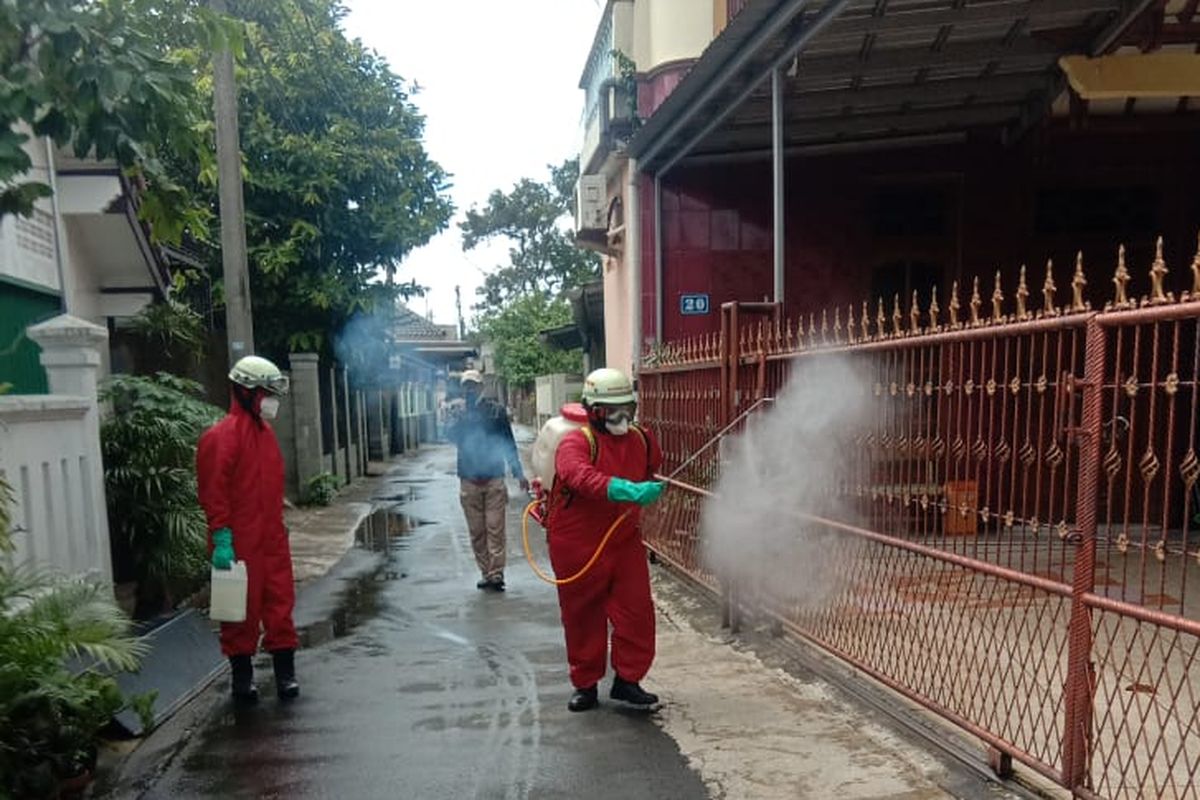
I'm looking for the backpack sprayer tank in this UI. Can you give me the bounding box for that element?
[521,400,661,586]
[528,402,588,525]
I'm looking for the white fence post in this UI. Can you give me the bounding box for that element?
[0,314,112,580]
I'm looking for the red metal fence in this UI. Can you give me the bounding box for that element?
[640,241,1200,798]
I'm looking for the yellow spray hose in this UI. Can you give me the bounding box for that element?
[521,500,632,586]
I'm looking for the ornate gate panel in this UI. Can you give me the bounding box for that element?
[640,243,1200,797]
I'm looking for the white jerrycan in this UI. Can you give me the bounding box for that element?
[210,561,248,623]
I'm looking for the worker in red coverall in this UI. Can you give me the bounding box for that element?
[197,355,299,705]
[548,367,666,712]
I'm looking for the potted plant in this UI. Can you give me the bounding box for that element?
[0,477,145,799]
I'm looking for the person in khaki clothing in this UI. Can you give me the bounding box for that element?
[447,370,529,591]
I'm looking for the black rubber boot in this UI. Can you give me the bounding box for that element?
[272,649,300,700]
[610,676,659,709]
[229,655,258,705]
[568,685,599,712]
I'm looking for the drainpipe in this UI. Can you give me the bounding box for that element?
[44,137,70,315]
[654,174,663,345]
[772,67,785,304]
[627,158,641,376]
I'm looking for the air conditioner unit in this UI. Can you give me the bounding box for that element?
[576,174,606,233]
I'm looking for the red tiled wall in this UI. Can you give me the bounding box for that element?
[638,63,692,120]
[640,123,1200,343]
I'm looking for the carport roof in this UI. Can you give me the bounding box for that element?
[628,0,1156,172]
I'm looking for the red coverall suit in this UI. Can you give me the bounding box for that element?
[196,400,298,657]
[548,424,662,689]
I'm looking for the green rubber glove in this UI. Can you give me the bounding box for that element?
[211,528,235,570]
[607,478,666,506]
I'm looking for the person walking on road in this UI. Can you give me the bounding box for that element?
[547,368,665,712]
[197,355,300,705]
[447,370,529,591]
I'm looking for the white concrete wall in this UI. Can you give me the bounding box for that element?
[0,315,111,581]
[0,397,108,579]
[634,0,713,73]
[535,373,584,428]
[63,217,102,326]
[604,251,635,379]
[0,138,61,295]
[603,164,635,378]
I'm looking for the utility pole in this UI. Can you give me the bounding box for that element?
[455,285,466,340]
[210,0,255,363]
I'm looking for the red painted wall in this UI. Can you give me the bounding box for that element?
[640,121,1200,344]
[638,63,692,120]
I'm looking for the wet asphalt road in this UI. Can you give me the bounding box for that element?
[136,440,708,800]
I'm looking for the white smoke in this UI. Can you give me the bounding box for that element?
[333,312,395,385]
[700,356,875,610]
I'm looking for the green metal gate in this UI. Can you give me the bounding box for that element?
[0,279,62,394]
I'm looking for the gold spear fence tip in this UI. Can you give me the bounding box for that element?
[876,298,886,340]
[1185,230,1200,302]
[1191,230,1200,299]
[949,280,961,328]
[847,303,857,344]
[1150,235,1171,305]
[1071,252,1088,313]
[929,285,941,331]
[1113,244,1131,310]
[991,269,1004,324]
[1016,265,1030,321]
[820,308,829,344]
[970,276,982,326]
[833,306,843,344]
[1043,259,1057,316]
[861,300,870,342]
[910,289,921,335]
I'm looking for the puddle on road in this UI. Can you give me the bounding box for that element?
[372,473,442,502]
[355,504,433,553]
[297,504,431,648]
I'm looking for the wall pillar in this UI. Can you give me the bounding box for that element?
[288,353,323,492]
[328,366,343,483]
[26,314,111,582]
[365,389,381,461]
[340,367,354,479]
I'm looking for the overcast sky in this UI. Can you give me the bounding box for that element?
[341,0,603,328]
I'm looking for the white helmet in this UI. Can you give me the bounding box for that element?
[229,355,289,396]
[460,369,483,385]
[582,367,635,406]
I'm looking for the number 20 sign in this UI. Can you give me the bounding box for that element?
[680,294,710,316]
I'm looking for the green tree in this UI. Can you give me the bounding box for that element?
[158,0,453,360]
[476,293,581,387]
[462,158,600,310]
[0,0,215,240]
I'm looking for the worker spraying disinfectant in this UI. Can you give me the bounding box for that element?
[523,368,666,712]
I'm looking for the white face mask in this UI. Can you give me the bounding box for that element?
[260,396,280,420]
[606,419,630,436]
